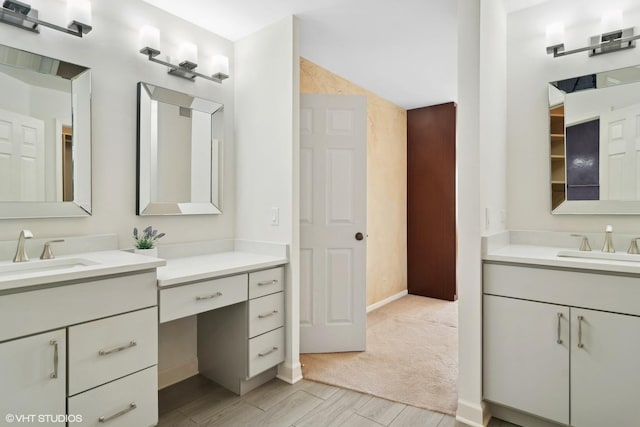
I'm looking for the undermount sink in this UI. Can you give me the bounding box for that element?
[0,258,99,276]
[557,250,640,263]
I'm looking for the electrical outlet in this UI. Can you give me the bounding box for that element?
[271,207,279,226]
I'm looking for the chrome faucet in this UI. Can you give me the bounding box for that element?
[571,234,592,251]
[13,229,33,262]
[40,239,64,260]
[602,225,615,253]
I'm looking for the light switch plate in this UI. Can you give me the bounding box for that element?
[271,207,279,226]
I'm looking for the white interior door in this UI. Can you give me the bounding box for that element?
[0,108,45,201]
[300,94,367,353]
[600,103,640,200]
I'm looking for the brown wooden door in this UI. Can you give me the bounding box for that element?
[407,102,456,301]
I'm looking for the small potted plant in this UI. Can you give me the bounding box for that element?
[133,226,165,257]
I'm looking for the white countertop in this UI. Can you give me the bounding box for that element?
[157,251,288,287]
[485,244,640,275]
[0,250,166,293]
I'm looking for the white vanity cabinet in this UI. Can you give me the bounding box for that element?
[483,263,640,427]
[570,308,640,427]
[0,330,66,425]
[0,269,159,427]
[484,295,569,424]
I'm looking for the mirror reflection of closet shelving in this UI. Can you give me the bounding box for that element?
[550,104,565,210]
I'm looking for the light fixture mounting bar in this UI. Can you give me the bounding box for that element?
[139,48,228,84]
[0,0,92,37]
[547,27,639,57]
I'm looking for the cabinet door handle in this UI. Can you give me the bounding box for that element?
[556,313,563,344]
[98,402,137,423]
[258,310,279,319]
[577,315,585,349]
[258,346,278,357]
[98,341,137,356]
[49,340,59,379]
[196,292,222,301]
[258,280,278,286]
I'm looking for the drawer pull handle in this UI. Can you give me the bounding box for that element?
[556,312,563,344]
[577,315,585,349]
[98,341,137,356]
[98,402,137,423]
[49,340,59,379]
[258,279,278,287]
[259,310,279,319]
[196,292,223,301]
[258,346,279,357]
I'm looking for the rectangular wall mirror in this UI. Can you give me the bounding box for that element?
[0,44,91,218]
[137,82,223,215]
[549,65,640,214]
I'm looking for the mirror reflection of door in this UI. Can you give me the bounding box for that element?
[62,126,73,202]
[600,104,640,200]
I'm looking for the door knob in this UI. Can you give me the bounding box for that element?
[355,232,364,241]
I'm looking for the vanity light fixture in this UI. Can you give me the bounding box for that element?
[546,11,640,58]
[138,25,229,84]
[0,0,92,37]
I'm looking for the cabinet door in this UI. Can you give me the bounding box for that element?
[571,308,640,427]
[483,295,569,424]
[0,330,66,425]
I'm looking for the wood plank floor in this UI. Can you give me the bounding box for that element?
[158,376,519,427]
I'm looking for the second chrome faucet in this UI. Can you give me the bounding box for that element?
[602,225,615,253]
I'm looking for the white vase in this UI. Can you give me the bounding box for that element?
[134,247,158,257]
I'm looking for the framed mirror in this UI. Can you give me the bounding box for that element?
[549,65,640,214]
[137,82,223,215]
[0,44,91,218]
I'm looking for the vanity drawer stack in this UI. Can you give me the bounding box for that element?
[194,265,286,395]
[247,267,285,377]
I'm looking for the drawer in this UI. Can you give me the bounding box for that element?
[0,271,157,342]
[248,292,284,338]
[249,267,285,299]
[247,327,284,378]
[68,308,158,395]
[160,274,248,323]
[68,366,157,427]
[483,263,640,316]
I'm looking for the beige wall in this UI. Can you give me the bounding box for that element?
[300,58,407,306]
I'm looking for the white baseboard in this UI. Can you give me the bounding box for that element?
[276,362,303,384]
[158,358,199,389]
[488,403,563,427]
[366,290,408,313]
[456,399,490,427]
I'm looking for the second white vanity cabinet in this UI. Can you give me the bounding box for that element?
[484,263,640,427]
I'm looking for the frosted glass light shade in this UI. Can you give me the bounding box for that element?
[139,25,161,52]
[67,0,92,26]
[179,42,198,65]
[601,10,623,33]
[546,22,565,47]
[211,55,229,76]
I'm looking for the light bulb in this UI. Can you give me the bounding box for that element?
[179,42,198,65]
[211,55,229,77]
[546,22,565,47]
[139,25,161,53]
[66,0,92,27]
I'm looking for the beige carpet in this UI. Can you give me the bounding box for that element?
[300,295,458,415]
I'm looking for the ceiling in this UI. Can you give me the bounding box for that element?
[140,0,556,110]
